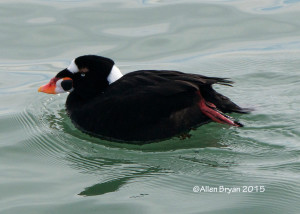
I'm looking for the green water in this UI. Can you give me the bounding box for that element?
[1,0,300,213]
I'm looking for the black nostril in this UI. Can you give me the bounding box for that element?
[61,80,73,91]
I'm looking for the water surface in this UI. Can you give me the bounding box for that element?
[1,0,300,213]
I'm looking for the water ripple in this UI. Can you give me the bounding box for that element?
[1,0,300,212]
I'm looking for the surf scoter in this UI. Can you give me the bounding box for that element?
[38,55,250,143]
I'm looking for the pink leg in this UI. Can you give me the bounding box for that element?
[196,91,242,127]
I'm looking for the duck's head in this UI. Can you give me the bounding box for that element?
[38,55,123,95]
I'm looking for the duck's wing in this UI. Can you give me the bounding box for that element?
[97,71,202,128]
[76,70,248,142]
[113,70,249,113]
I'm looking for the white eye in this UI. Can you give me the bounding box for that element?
[81,73,85,77]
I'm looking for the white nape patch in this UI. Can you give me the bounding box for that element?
[107,65,123,84]
[67,59,79,73]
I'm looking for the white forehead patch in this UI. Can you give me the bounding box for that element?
[107,65,123,84]
[67,59,79,73]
